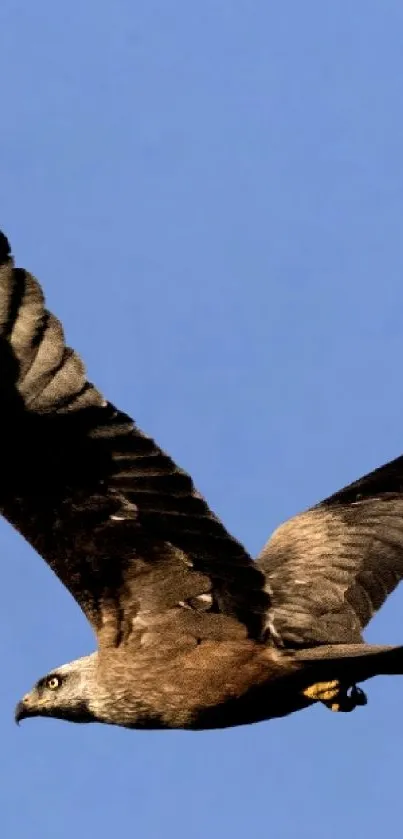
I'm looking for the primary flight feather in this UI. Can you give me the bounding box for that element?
[2,229,403,730]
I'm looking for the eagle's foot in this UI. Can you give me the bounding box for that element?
[303,680,340,702]
[326,684,368,713]
[302,681,368,712]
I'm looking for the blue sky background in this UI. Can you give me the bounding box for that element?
[1,1,403,836]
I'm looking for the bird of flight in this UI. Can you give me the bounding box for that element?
[1,230,403,731]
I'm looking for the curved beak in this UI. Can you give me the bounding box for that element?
[15,696,36,725]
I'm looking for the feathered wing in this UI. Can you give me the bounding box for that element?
[258,460,403,648]
[0,231,269,646]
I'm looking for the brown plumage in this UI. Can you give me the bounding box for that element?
[2,230,403,731]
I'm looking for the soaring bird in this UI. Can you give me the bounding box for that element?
[2,230,403,731]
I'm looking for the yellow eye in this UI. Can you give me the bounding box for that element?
[46,675,61,690]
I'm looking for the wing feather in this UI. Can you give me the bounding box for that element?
[258,461,403,647]
[0,232,268,643]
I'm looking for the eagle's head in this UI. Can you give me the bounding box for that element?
[15,654,98,725]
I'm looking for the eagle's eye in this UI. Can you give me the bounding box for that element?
[46,675,61,690]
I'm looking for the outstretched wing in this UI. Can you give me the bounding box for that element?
[0,231,268,646]
[258,459,403,647]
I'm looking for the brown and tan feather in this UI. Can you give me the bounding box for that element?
[0,232,269,646]
[259,490,403,647]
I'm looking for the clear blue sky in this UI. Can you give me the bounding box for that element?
[1,1,403,836]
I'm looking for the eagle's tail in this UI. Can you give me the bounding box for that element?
[294,643,403,683]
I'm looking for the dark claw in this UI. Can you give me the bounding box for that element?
[335,684,368,712]
[348,685,367,707]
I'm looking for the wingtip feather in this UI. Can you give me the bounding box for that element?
[0,230,12,265]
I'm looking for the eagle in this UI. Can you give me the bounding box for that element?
[1,230,403,732]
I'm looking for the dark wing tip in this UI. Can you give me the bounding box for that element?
[0,230,12,265]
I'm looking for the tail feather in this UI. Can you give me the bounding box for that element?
[294,643,403,683]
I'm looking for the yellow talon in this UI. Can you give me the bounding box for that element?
[302,682,368,713]
[302,680,341,702]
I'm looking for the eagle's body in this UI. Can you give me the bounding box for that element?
[2,229,403,731]
[79,644,301,730]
